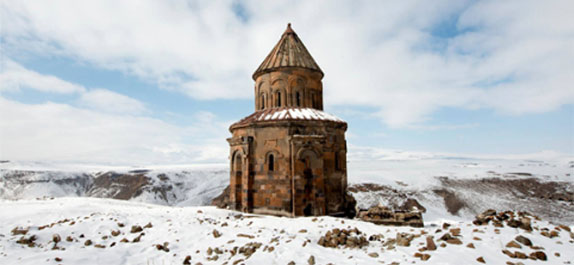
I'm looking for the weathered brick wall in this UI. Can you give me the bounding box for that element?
[228,121,347,217]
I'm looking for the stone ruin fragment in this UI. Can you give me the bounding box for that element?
[357,205,424,228]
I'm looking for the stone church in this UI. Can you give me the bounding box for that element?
[227,24,354,217]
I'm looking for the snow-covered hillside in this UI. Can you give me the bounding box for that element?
[0,198,572,265]
[346,151,574,223]
[1,151,572,223]
[0,163,228,206]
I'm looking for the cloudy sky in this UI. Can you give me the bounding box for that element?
[1,0,573,164]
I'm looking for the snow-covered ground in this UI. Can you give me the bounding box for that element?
[0,197,572,265]
[0,151,572,264]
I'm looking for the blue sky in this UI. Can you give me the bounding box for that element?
[1,0,573,164]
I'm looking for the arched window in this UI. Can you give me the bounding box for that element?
[233,152,242,177]
[296,92,301,107]
[260,93,266,109]
[268,154,274,171]
[276,92,281,107]
[310,91,316,108]
[334,152,340,171]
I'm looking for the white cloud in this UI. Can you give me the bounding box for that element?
[78,89,146,114]
[0,60,86,94]
[1,0,573,127]
[0,63,229,164]
[0,96,229,164]
[0,60,148,115]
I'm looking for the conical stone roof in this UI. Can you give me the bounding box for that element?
[253,23,323,80]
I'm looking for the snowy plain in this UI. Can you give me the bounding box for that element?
[0,198,573,265]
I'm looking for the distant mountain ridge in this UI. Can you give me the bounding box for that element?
[0,168,228,206]
[1,154,572,224]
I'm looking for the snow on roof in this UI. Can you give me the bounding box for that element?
[231,107,346,128]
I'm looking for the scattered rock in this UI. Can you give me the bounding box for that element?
[55,257,62,262]
[476,257,485,263]
[368,252,379,258]
[515,251,527,259]
[183,255,191,265]
[530,251,547,261]
[214,247,223,255]
[94,244,106,249]
[426,236,437,251]
[237,233,255,239]
[132,233,144,243]
[318,228,368,249]
[558,224,571,232]
[16,235,37,247]
[308,255,315,265]
[474,210,533,231]
[11,227,28,236]
[212,229,221,238]
[84,239,92,246]
[502,249,515,258]
[131,225,143,233]
[514,235,532,246]
[439,233,454,241]
[506,241,521,249]
[396,232,415,247]
[473,209,496,225]
[466,243,475,249]
[449,228,461,236]
[446,238,462,245]
[439,232,462,245]
[156,242,170,252]
[144,222,153,229]
[369,234,384,241]
[111,230,120,237]
[238,242,262,258]
[414,252,431,261]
